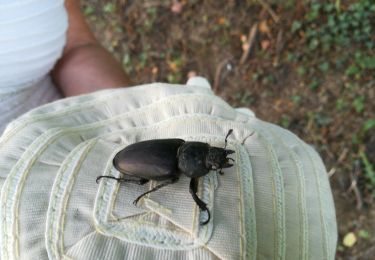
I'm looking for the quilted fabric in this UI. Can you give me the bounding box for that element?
[0,79,337,260]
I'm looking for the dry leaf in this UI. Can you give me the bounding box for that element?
[168,61,179,72]
[259,20,270,34]
[171,1,183,14]
[242,43,250,52]
[261,40,271,50]
[152,67,158,74]
[240,34,247,43]
[217,17,227,25]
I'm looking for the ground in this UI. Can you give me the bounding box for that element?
[81,1,375,258]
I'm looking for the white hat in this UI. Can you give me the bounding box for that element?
[0,79,337,259]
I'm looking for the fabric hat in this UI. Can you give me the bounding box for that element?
[0,78,337,259]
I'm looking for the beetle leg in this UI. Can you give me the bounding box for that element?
[214,163,225,175]
[135,178,150,185]
[96,175,149,185]
[133,177,179,205]
[189,178,210,225]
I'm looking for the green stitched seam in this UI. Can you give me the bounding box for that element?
[235,147,244,260]
[266,124,308,260]
[303,144,330,260]
[251,124,286,260]
[237,143,257,260]
[46,140,97,259]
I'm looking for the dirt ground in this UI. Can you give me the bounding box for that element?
[81,1,375,258]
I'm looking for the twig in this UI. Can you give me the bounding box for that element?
[327,167,336,178]
[257,0,280,23]
[347,160,363,210]
[273,29,284,66]
[276,29,284,54]
[213,58,232,91]
[328,148,349,178]
[338,147,349,163]
[347,178,363,210]
[239,23,258,65]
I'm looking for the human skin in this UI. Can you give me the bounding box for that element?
[52,0,132,97]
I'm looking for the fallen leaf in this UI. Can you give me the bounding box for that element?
[261,40,271,50]
[259,20,270,34]
[217,17,227,25]
[343,232,357,248]
[152,67,158,74]
[242,43,250,52]
[240,34,247,43]
[171,1,183,14]
[168,61,179,72]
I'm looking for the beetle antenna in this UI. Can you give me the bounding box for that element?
[224,129,233,149]
[241,131,255,145]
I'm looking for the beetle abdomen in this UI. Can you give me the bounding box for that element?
[177,142,210,178]
[113,139,185,179]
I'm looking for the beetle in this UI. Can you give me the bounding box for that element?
[96,129,235,225]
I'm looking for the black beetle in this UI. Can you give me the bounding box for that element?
[96,129,235,225]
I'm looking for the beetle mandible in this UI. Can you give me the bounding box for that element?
[96,129,235,225]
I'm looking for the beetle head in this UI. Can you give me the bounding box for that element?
[206,147,235,171]
[206,129,235,173]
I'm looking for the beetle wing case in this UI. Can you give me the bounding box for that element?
[113,139,185,180]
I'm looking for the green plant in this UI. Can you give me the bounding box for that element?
[280,115,291,128]
[122,53,133,74]
[363,119,375,132]
[291,95,302,105]
[360,151,375,197]
[83,6,94,16]
[352,96,365,113]
[291,0,375,82]
[234,91,254,106]
[314,112,332,127]
[335,98,347,111]
[103,3,116,13]
[358,229,371,240]
[145,7,158,30]
[308,79,320,90]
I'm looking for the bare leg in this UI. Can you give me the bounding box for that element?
[96,175,149,185]
[189,178,210,225]
[133,177,179,205]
